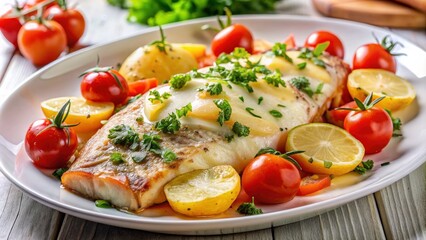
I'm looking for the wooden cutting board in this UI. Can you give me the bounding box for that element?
[312,0,426,28]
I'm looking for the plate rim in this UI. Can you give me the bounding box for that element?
[0,14,425,234]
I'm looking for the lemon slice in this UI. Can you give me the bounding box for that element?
[347,69,416,111]
[164,165,240,217]
[41,97,114,133]
[286,123,365,176]
[172,43,206,59]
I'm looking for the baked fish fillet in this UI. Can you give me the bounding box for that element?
[62,50,349,211]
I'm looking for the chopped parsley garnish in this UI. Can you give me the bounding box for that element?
[110,152,125,165]
[148,90,171,103]
[277,104,286,108]
[269,109,283,118]
[95,200,112,208]
[313,58,326,68]
[206,82,223,95]
[385,109,402,137]
[225,134,234,142]
[213,99,232,126]
[52,167,68,180]
[239,96,245,102]
[258,96,264,105]
[141,133,162,152]
[313,41,330,57]
[353,159,374,175]
[136,116,144,124]
[381,162,390,166]
[161,149,177,163]
[297,42,329,69]
[324,161,333,169]
[297,62,307,70]
[176,103,192,118]
[225,67,257,93]
[245,107,262,118]
[216,47,250,64]
[169,73,191,89]
[108,124,140,150]
[154,112,181,134]
[108,125,176,164]
[264,70,285,87]
[308,157,314,163]
[290,76,310,90]
[131,152,147,163]
[271,42,293,63]
[237,197,263,215]
[232,122,250,137]
[290,76,323,98]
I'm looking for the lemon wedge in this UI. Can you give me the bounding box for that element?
[41,97,114,133]
[164,165,240,217]
[347,69,416,111]
[286,123,365,176]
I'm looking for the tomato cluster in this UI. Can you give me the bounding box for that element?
[0,0,85,66]
[233,28,402,202]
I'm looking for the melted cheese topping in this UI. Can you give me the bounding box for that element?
[143,51,333,137]
[254,51,332,83]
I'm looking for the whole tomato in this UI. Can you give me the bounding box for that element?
[242,153,301,204]
[0,6,24,48]
[352,43,396,73]
[211,24,253,57]
[80,67,129,105]
[18,19,67,66]
[211,8,253,56]
[343,95,393,154]
[25,100,78,169]
[304,31,345,58]
[43,2,85,47]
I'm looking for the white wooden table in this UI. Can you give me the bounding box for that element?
[0,0,425,239]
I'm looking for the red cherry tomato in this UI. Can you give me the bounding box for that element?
[305,31,344,58]
[297,174,331,196]
[128,78,158,97]
[18,20,67,66]
[25,101,78,169]
[242,154,301,204]
[198,54,216,68]
[344,107,393,154]
[283,33,296,49]
[80,68,129,105]
[43,5,85,47]
[211,23,254,57]
[352,43,396,73]
[0,7,23,48]
[326,101,358,128]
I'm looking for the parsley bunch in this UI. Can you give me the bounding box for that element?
[107,125,177,163]
[108,0,280,26]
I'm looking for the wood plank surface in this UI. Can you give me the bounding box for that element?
[375,164,426,240]
[0,0,425,239]
[375,28,426,240]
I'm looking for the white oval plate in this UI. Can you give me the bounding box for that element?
[0,15,425,235]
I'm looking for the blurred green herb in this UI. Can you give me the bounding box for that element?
[107,0,280,26]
